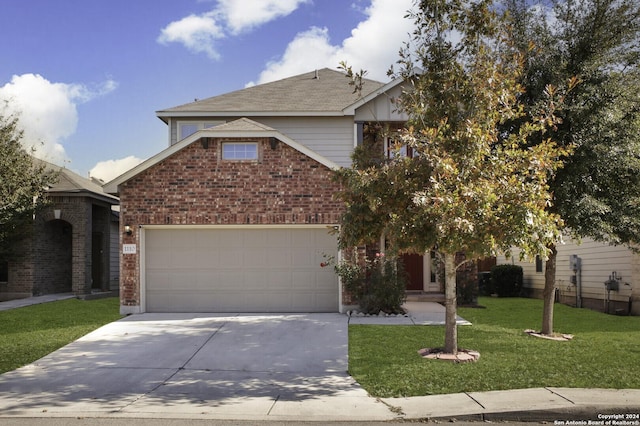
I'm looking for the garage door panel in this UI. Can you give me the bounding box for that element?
[219,250,245,267]
[244,248,267,267]
[145,227,338,312]
[171,248,200,269]
[266,250,292,266]
[291,270,317,289]
[266,231,291,248]
[292,250,321,268]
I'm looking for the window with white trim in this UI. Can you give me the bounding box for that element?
[178,121,225,140]
[222,142,258,160]
[385,136,417,158]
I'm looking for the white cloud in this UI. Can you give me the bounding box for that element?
[158,0,309,59]
[218,0,310,34]
[89,155,144,183]
[0,73,117,165]
[250,27,339,85]
[253,0,415,84]
[157,13,225,59]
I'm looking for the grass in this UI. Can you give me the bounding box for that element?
[0,297,122,374]
[349,297,640,397]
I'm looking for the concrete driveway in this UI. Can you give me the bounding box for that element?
[0,313,394,421]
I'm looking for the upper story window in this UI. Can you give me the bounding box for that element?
[179,121,225,140]
[385,136,416,159]
[222,142,258,160]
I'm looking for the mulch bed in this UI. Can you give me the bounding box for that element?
[418,347,480,363]
[524,329,574,341]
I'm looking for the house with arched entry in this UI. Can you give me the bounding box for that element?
[0,161,119,301]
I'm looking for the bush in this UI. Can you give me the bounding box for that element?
[456,270,479,305]
[332,253,407,314]
[490,264,523,297]
[478,271,492,296]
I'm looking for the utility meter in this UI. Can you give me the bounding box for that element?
[569,255,581,271]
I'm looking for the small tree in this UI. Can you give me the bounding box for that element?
[337,0,567,355]
[0,109,56,258]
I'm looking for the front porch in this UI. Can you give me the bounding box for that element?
[405,291,445,303]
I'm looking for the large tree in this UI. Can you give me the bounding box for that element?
[336,0,567,354]
[0,109,55,258]
[505,0,640,335]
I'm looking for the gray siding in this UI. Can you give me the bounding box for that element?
[354,85,408,122]
[168,116,355,167]
[257,117,354,167]
[497,237,636,305]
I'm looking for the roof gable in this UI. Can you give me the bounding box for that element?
[156,68,385,118]
[104,118,340,195]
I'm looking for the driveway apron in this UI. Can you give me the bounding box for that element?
[0,313,392,420]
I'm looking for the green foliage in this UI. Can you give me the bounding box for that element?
[0,298,122,373]
[349,297,640,397]
[332,253,407,314]
[0,108,57,258]
[505,0,640,334]
[337,0,568,262]
[490,264,523,297]
[338,0,570,353]
[456,270,479,305]
[478,271,492,296]
[505,0,640,246]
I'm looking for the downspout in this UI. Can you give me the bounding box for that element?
[577,265,582,309]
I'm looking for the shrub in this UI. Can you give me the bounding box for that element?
[478,271,492,296]
[456,271,479,305]
[490,264,523,297]
[331,253,407,314]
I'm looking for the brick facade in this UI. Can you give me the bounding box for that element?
[0,195,114,301]
[118,137,345,309]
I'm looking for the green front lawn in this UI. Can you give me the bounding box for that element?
[349,297,640,397]
[0,297,122,374]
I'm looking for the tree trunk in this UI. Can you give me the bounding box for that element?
[444,252,458,354]
[541,244,557,335]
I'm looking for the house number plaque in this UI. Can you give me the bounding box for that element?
[123,244,137,254]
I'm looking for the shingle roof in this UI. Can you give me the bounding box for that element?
[34,158,119,204]
[156,68,385,117]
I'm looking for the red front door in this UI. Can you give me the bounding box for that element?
[402,253,423,291]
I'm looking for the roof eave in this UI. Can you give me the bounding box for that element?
[47,189,119,205]
[156,110,351,119]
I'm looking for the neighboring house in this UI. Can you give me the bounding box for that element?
[497,237,640,315]
[0,161,120,301]
[105,68,445,315]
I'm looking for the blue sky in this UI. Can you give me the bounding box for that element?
[0,0,414,182]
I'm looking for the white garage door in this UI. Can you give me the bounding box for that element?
[144,227,339,312]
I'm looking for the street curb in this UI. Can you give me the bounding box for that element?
[429,406,640,423]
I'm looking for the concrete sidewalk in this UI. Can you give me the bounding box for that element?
[1,295,638,422]
[383,387,640,422]
[0,293,75,311]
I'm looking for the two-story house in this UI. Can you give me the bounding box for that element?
[105,68,443,315]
